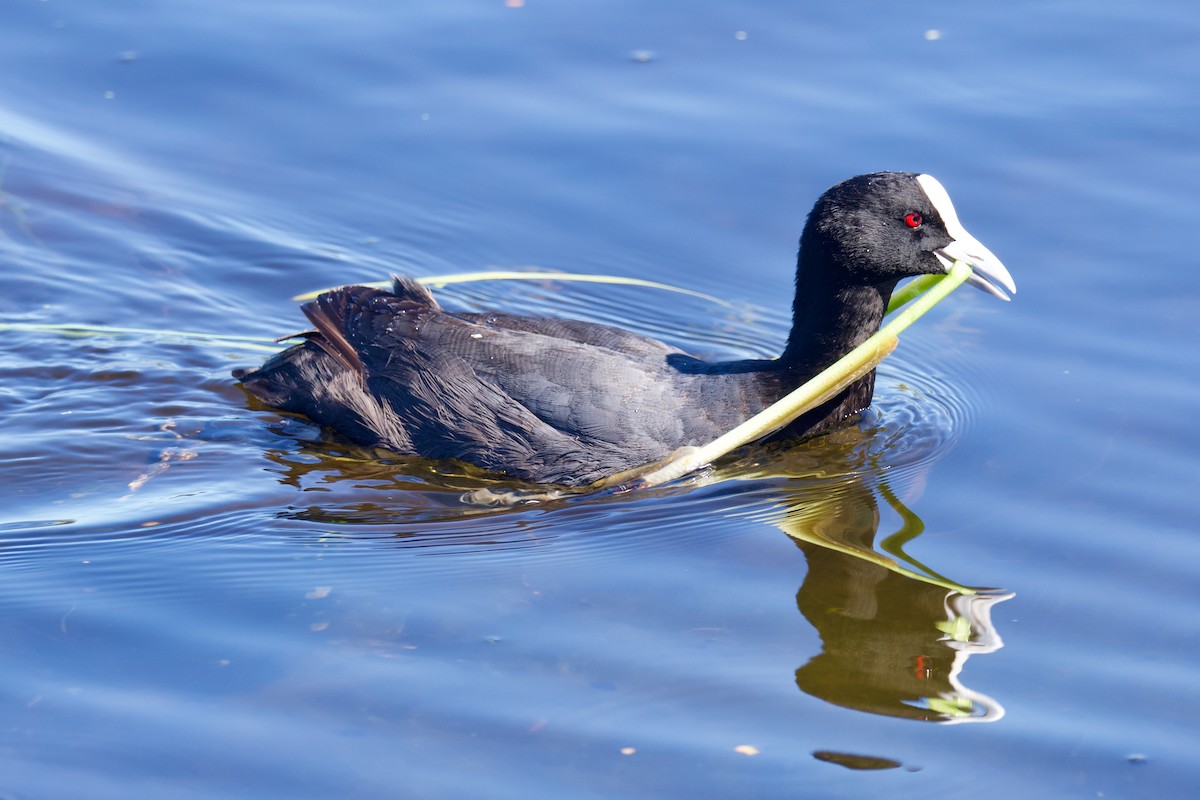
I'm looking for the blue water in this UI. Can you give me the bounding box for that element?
[3,1,1199,797]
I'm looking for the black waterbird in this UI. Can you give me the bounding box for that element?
[234,173,1015,486]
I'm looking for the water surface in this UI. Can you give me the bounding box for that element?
[2,1,1199,797]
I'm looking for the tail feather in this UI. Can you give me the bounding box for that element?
[390,274,440,308]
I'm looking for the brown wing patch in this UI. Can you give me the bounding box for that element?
[301,291,367,376]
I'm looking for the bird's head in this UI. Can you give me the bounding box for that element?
[802,172,1016,300]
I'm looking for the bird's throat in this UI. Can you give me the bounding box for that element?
[782,274,893,374]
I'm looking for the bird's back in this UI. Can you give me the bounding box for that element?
[236,278,792,485]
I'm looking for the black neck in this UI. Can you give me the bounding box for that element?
[780,247,895,372]
[759,252,895,437]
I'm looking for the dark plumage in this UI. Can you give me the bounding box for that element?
[235,172,1014,486]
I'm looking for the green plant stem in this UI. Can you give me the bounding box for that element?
[293,270,732,306]
[604,262,973,489]
[887,273,943,314]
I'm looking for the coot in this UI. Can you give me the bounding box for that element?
[235,173,1014,486]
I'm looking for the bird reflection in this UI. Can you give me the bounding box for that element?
[770,475,1010,723]
[250,421,1010,723]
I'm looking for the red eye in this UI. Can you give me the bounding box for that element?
[904,212,923,228]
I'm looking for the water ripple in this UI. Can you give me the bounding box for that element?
[2,237,994,587]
